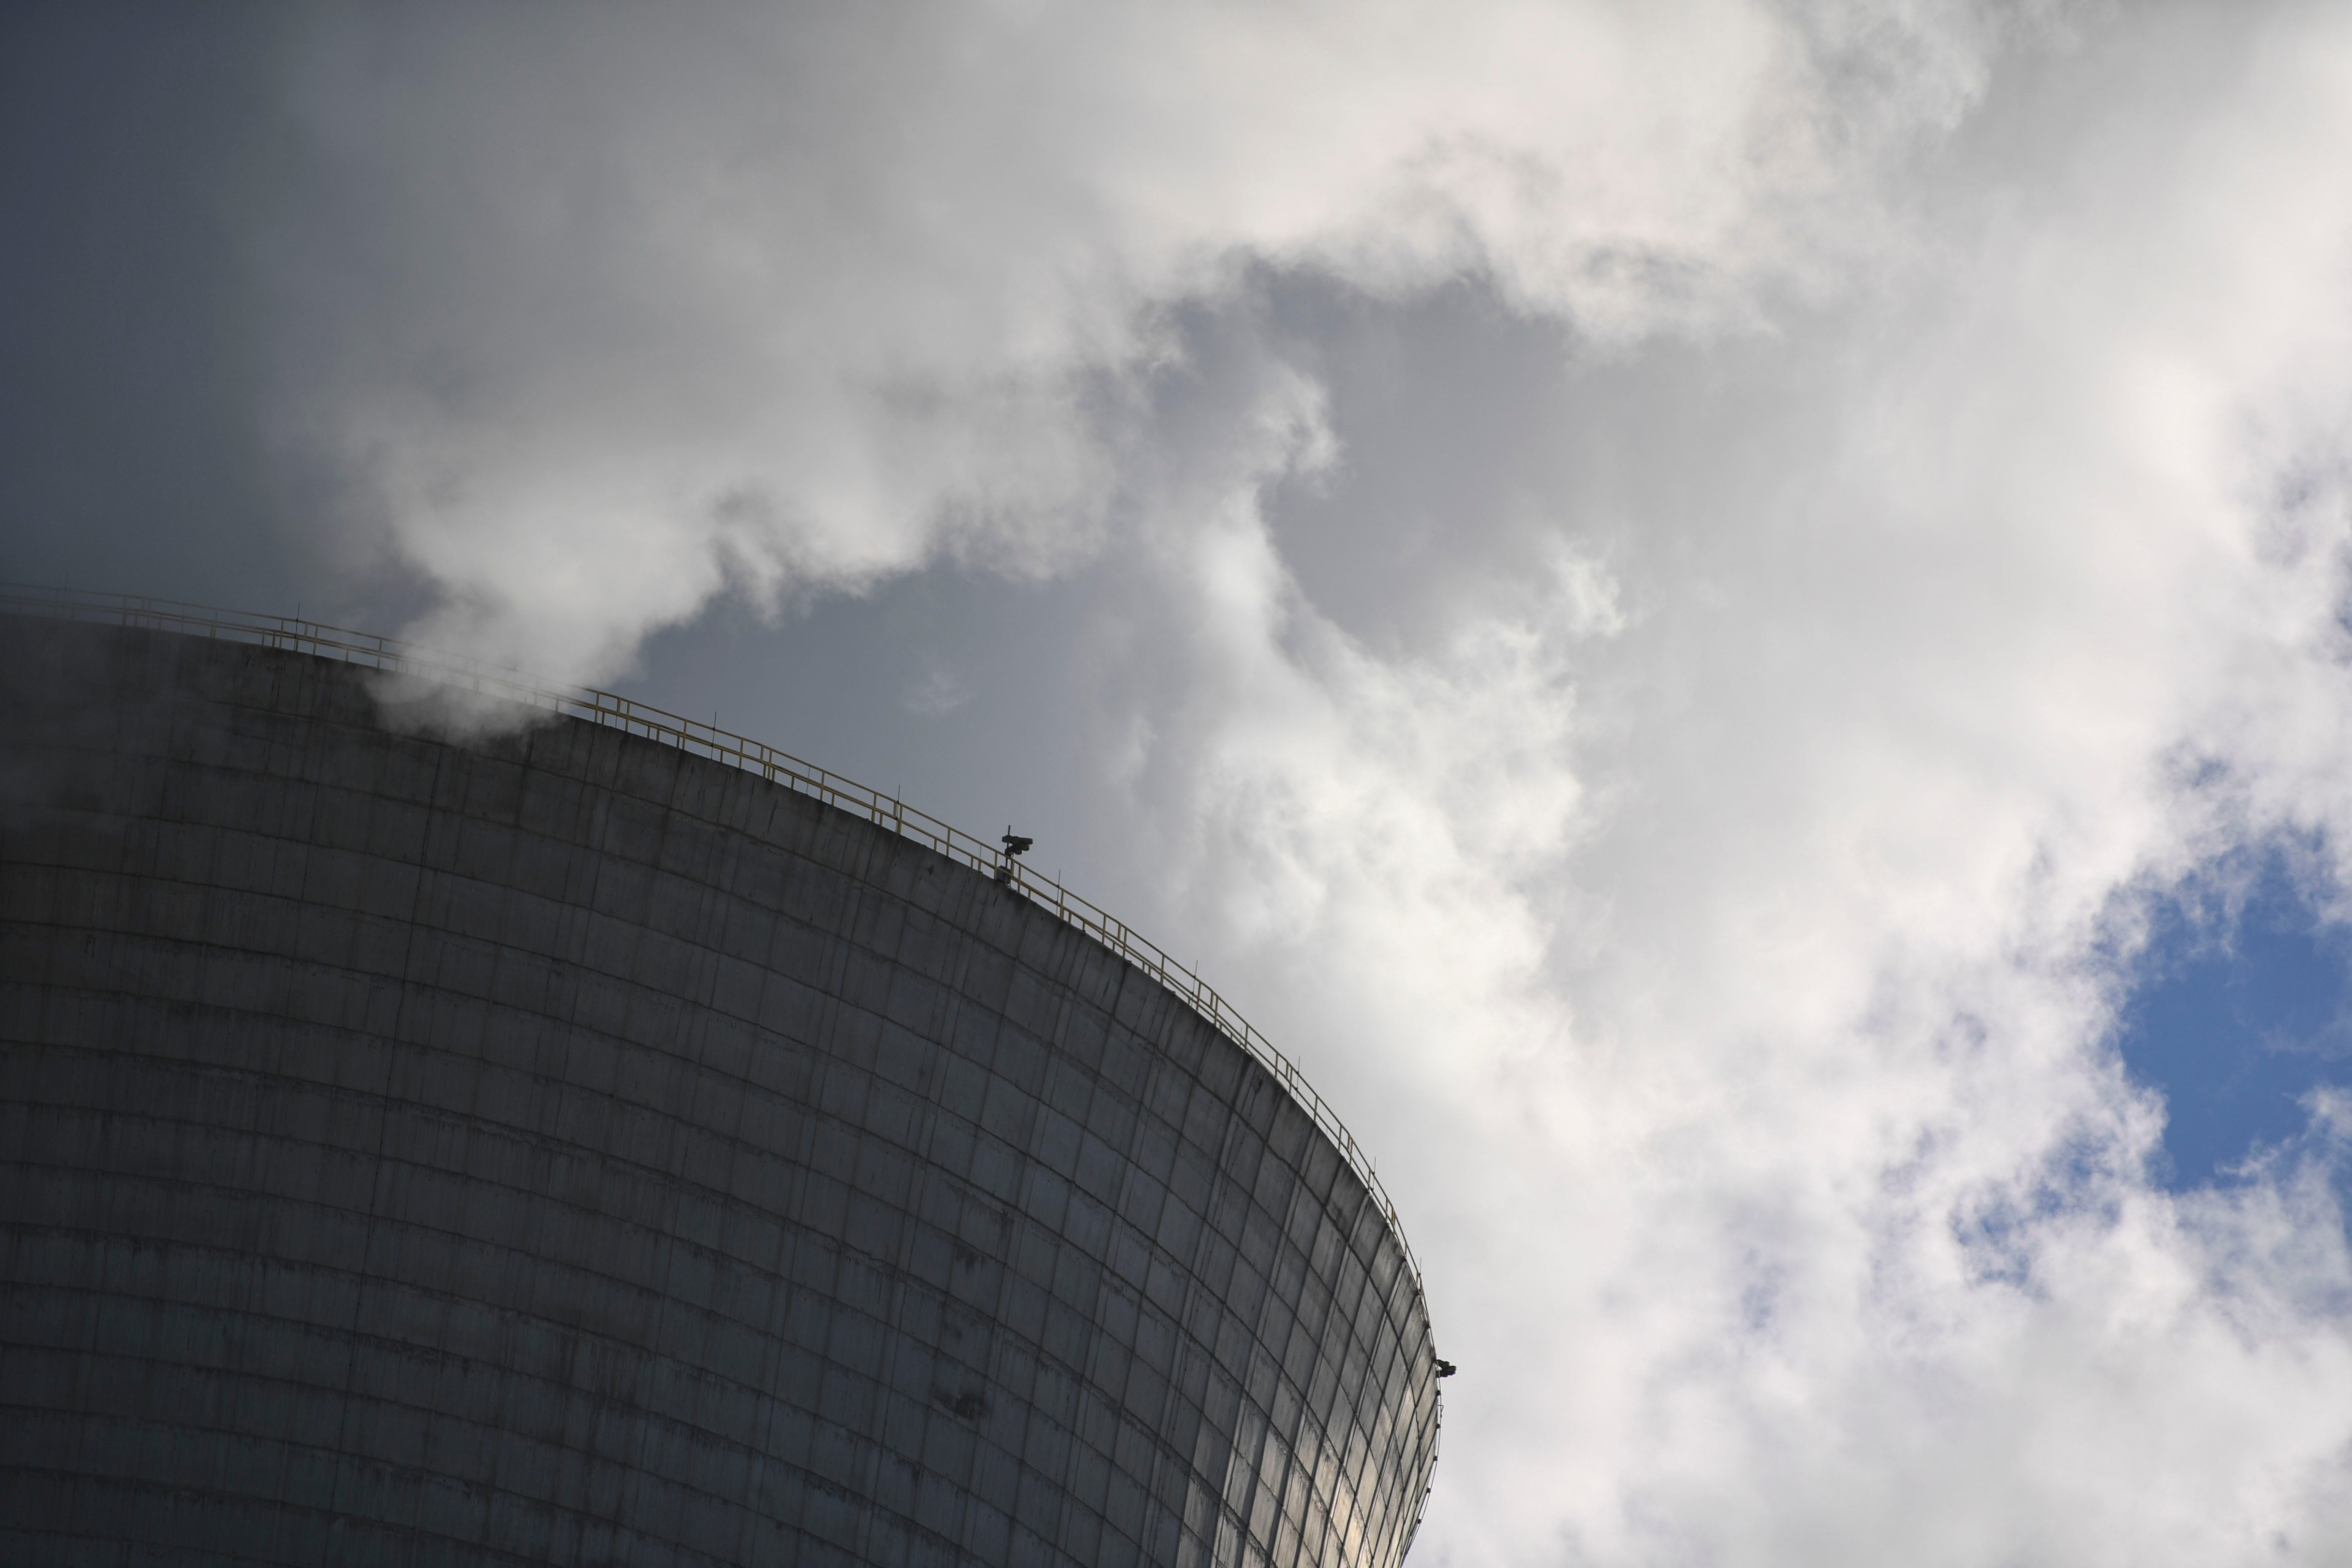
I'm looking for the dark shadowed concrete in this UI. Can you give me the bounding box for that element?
[0,618,1440,1568]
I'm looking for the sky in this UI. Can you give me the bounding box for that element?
[9,2,2352,1563]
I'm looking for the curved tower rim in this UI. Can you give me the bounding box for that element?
[5,605,1449,1567]
[0,582,1435,1338]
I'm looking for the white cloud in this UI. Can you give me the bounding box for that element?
[261,0,2037,682]
[903,661,973,718]
[248,0,2352,1563]
[1033,5,2352,1563]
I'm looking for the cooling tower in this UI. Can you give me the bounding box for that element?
[0,602,1442,1568]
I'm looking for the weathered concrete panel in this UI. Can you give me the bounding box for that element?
[0,617,1438,1568]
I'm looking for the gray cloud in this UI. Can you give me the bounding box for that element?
[0,3,305,607]
[224,0,2025,681]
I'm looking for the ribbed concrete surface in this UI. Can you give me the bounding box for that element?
[0,618,1440,1568]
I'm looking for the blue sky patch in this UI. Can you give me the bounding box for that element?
[2117,847,2352,1189]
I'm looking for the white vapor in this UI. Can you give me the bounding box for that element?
[254,1,2352,1564]
[267,0,2022,681]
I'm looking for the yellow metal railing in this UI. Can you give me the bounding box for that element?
[4,582,1429,1315]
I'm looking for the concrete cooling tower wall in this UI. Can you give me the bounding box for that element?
[0,613,1442,1568]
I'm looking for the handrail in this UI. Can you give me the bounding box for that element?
[3,583,1429,1315]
